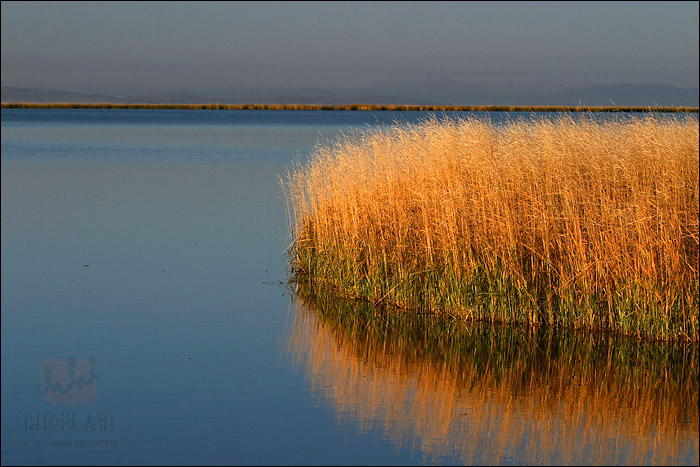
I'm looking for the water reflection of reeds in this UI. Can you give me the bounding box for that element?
[287,282,699,465]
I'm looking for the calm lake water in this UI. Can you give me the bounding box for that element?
[1,109,698,465]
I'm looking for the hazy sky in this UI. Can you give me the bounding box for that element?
[1,1,698,97]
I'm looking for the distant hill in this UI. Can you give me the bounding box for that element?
[2,83,698,107]
[549,83,698,107]
[0,87,439,106]
[0,86,118,103]
[461,84,699,107]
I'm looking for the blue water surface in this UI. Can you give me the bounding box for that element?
[1,109,697,466]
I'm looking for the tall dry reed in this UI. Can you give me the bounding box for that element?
[284,114,699,341]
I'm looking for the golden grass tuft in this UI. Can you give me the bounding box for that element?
[284,114,699,341]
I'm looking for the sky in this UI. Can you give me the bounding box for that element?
[1,1,698,98]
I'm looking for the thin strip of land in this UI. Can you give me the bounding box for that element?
[1,102,698,112]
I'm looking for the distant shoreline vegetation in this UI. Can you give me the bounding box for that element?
[1,102,698,112]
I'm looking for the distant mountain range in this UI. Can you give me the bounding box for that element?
[2,83,698,107]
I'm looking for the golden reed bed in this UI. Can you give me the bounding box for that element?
[284,114,699,341]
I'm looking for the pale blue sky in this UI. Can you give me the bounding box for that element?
[1,1,698,97]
